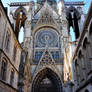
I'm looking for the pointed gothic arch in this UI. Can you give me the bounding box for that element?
[33,26,60,36]
[14,7,27,39]
[33,27,61,64]
[31,68,62,92]
[66,6,81,40]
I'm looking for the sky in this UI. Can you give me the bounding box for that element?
[1,0,92,14]
[1,0,92,42]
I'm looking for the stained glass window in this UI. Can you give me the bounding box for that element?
[35,29,59,48]
[51,51,59,60]
[35,51,43,60]
[34,28,60,61]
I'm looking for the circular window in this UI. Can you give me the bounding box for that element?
[35,28,59,48]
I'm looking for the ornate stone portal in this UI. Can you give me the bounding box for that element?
[31,68,62,92]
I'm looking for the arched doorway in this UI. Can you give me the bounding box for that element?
[32,68,62,92]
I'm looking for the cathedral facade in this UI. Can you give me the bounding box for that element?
[0,0,92,92]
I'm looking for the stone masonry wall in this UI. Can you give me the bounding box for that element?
[0,80,18,92]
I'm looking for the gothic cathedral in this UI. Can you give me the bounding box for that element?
[9,0,85,92]
[0,0,92,92]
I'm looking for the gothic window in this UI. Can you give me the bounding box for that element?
[5,31,10,51]
[34,28,60,61]
[51,51,59,60]
[67,7,80,40]
[14,7,26,39]
[1,59,7,81]
[35,51,43,60]
[35,29,59,48]
[55,51,59,59]
[51,51,54,58]
[10,70,14,86]
[13,46,17,61]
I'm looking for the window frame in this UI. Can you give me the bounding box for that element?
[10,69,14,86]
[13,46,17,61]
[5,29,11,52]
[1,59,7,81]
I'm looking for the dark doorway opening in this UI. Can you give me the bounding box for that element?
[32,68,62,92]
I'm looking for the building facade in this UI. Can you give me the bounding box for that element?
[0,2,22,92]
[0,0,92,92]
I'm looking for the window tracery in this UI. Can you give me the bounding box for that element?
[35,29,59,48]
[34,28,60,62]
[35,51,43,60]
[51,51,59,60]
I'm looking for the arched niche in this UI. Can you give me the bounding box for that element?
[31,68,62,92]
